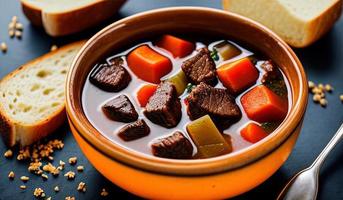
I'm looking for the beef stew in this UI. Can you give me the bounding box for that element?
[82,34,290,159]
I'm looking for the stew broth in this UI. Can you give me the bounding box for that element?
[82,35,291,159]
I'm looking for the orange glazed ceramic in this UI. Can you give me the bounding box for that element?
[66,7,308,199]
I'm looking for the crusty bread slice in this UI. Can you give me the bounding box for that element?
[223,0,342,47]
[21,0,126,36]
[0,41,85,147]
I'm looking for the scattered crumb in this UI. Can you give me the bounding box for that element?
[68,157,77,165]
[313,94,321,103]
[54,186,60,192]
[17,139,64,161]
[64,171,75,180]
[340,94,343,102]
[59,160,66,168]
[41,174,48,180]
[77,165,84,172]
[100,188,109,197]
[46,197,51,200]
[325,84,333,93]
[4,149,13,158]
[15,23,23,30]
[320,98,327,107]
[42,162,59,176]
[20,185,26,190]
[65,197,75,200]
[8,22,15,30]
[15,30,22,39]
[20,176,30,182]
[51,45,58,51]
[8,171,15,179]
[77,182,86,192]
[28,162,43,174]
[12,16,18,22]
[1,42,8,53]
[308,81,335,108]
[33,188,45,198]
[9,30,14,38]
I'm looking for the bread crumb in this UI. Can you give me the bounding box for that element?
[77,182,86,192]
[325,84,333,92]
[15,23,23,30]
[51,45,58,51]
[59,160,66,167]
[8,171,15,179]
[313,94,321,103]
[54,186,60,192]
[320,98,327,107]
[33,188,45,198]
[4,149,13,158]
[68,157,77,165]
[17,146,30,161]
[20,176,29,182]
[46,197,51,200]
[100,188,109,196]
[28,162,42,174]
[15,30,22,39]
[77,165,84,172]
[65,197,75,200]
[8,22,15,30]
[11,16,18,23]
[42,162,59,176]
[20,185,26,190]
[9,30,15,38]
[1,42,8,53]
[41,173,48,180]
[64,171,75,180]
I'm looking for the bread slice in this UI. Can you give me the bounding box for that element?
[21,0,126,36]
[222,0,342,47]
[0,41,85,147]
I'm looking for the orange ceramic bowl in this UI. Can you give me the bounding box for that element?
[66,7,308,199]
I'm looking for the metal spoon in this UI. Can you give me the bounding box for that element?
[277,123,343,200]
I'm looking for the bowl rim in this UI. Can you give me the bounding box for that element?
[66,6,308,176]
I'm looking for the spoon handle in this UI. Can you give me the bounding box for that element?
[311,123,343,171]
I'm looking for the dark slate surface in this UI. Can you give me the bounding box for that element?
[1,1,343,199]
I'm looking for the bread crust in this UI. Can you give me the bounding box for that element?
[21,0,126,36]
[0,41,86,147]
[304,0,342,47]
[222,0,342,48]
[21,1,43,26]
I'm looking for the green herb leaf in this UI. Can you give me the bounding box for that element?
[210,49,219,61]
[186,83,195,93]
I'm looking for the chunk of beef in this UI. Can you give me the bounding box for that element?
[144,82,181,128]
[151,131,193,159]
[102,95,138,122]
[181,48,217,85]
[90,57,131,92]
[117,119,150,141]
[261,60,280,83]
[260,60,288,97]
[186,83,241,130]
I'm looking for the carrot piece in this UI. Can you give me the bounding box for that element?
[241,85,288,122]
[136,84,158,107]
[127,45,172,83]
[241,123,268,143]
[156,35,195,58]
[217,57,259,94]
